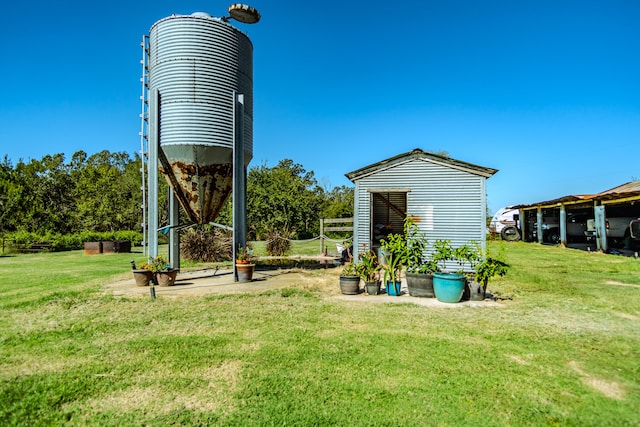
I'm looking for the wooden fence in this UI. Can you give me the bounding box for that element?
[319,217,353,255]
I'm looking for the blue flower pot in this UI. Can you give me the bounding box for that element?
[386,281,402,296]
[433,272,465,303]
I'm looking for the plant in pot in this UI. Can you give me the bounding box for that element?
[236,245,253,264]
[355,247,381,295]
[339,261,360,295]
[380,232,407,296]
[431,240,466,303]
[130,260,153,286]
[235,245,255,283]
[470,247,509,301]
[140,255,177,287]
[452,243,482,301]
[403,216,439,298]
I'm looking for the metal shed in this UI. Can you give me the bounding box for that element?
[345,149,498,265]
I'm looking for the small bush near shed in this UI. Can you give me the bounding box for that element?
[181,226,232,262]
[265,229,293,256]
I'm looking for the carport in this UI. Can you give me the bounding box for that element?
[512,181,640,252]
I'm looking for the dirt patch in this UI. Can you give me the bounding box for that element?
[105,266,503,308]
[506,354,531,365]
[73,360,242,415]
[568,361,626,400]
[604,280,640,288]
[105,267,323,298]
[613,311,639,321]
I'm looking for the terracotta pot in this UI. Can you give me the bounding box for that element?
[156,270,178,286]
[236,263,255,283]
[132,270,153,286]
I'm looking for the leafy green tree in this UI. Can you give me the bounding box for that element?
[246,159,324,239]
[0,156,20,233]
[0,150,353,243]
[72,150,142,232]
[5,155,75,234]
[322,185,354,219]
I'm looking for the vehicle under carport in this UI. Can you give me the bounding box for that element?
[508,181,640,253]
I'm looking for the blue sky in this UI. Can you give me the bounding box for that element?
[1,1,638,213]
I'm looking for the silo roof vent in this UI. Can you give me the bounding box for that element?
[191,12,212,18]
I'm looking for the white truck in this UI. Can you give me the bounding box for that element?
[586,216,638,248]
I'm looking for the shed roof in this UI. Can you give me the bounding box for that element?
[345,148,498,182]
[513,180,640,209]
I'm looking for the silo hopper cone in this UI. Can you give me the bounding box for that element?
[159,144,233,224]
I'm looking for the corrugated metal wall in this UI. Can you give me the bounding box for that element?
[149,14,253,155]
[353,158,487,267]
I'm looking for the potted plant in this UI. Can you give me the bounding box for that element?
[453,243,482,301]
[431,240,466,303]
[130,260,153,286]
[403,217,439,297]
[140,255,178,287]
[355,247,381,295]
[236,245,253,264]
[380,231,407,296]
[235,245,255,283]
[339,262,360,295]
[469,247,509,301]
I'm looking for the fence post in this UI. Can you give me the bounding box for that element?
[319,217,354,256]
[320,218,324,255]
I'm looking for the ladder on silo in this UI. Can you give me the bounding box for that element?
[139,35,150,257]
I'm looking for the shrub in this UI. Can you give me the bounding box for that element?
[265,229,293,256]
[1,230,143,252]
[180,226,232,262]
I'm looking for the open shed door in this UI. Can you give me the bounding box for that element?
[371,191,407,251]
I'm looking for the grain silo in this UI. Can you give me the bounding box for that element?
[148,10,254,224]
[141,5,260,269]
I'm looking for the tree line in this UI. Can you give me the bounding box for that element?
[0,151,353,243]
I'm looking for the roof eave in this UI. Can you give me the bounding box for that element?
[345,148,498,182]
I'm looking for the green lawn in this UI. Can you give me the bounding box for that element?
[1,242,639,426]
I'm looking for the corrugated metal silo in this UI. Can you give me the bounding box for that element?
[148,12,253,224]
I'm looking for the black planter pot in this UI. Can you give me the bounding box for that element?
[406,272,435,298]
[339,275,360,295]
[465,278,487,301]
[365,281,381,295]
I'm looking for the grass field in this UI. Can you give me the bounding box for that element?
[1,242,639,426]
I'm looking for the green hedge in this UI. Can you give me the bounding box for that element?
[2,230,144,252]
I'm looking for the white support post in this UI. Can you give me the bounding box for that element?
[169,189,180,269]
[147,89,159,259]
[232,93,247,281]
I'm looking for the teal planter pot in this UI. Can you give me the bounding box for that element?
[386,281,402,296]
[433,272,465,303]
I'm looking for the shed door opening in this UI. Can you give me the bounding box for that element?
[371,192,407,251]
